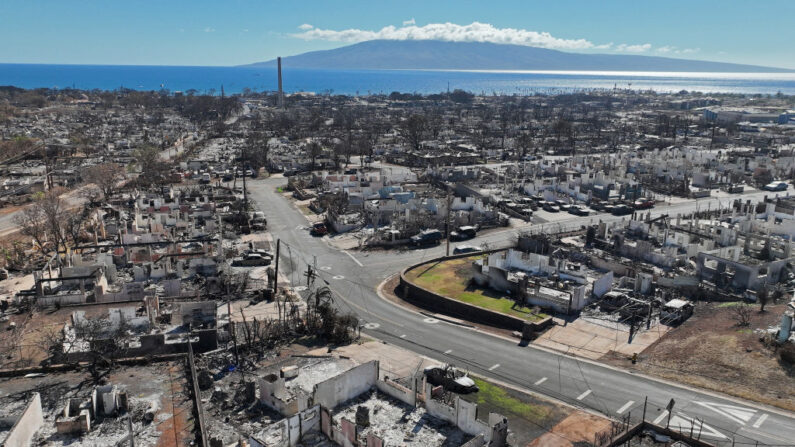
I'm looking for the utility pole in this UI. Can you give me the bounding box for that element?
[445,192,452,257]
[243,168,248,207]
[304,263,316,287]
[228,297,239,367]
[642,396,647,422]
[272,239,280,295]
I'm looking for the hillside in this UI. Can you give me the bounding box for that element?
[248,40,790,73]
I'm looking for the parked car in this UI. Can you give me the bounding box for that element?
[568,205,590,216]
[424,365,479,394]
[450,225,477,241]
[250,211,267,230]
[453,244,483,254]
[633,198,654,209]
[310,222,328,236]
[763,181,789,192]
[542,202,560,212]
[611,204,634,216]
[410,229,443,247]
[231,253,272,267]
[660,299,694,325]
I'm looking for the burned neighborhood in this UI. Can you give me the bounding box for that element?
[1,79,794,447]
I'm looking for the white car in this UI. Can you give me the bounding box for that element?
[453,245,483,254]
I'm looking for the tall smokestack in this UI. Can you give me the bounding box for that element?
[277,56,284,108]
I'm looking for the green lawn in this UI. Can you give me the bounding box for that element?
[405,256,544,322]
[465,377,551,422]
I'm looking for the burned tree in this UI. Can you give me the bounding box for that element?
[14,203,49,253]
[399,114,427,151]
[733,303,752,327]
[82,162,126,202]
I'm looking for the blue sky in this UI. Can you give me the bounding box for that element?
[1,0,793,69]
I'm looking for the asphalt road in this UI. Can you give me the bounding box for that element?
[248,176,795,447]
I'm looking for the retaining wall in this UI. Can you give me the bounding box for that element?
[399,251,529,332]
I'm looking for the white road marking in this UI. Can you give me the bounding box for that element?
[363,322,380,330]
[617,400,635,414]
[668,415,726,440]
[423,317,440,324]
[752,413,768,428]
[488,363,500,371]
[534,377,547,386]
[444,349,452,354]
[326,285,405,328]
[343,250,364,267]
[332,275,345,280]
[695,401,756,425]
[399,334,406,338]
[653,410,669,425]
[320,266,332,271]
[576,389,592,401]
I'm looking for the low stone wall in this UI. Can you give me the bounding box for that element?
[399,251,528,332]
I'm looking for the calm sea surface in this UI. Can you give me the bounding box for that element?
[2,64,795,96]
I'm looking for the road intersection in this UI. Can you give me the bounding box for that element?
[249,176,795,446]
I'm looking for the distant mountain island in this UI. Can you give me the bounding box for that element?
[248,40,792,73]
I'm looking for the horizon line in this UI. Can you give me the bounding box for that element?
[2,62,795,75]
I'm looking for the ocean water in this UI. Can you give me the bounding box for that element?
[1,64,795,96]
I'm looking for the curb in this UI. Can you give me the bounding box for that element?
[418,311,476,328]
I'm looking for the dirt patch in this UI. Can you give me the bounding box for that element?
[152,363,195,447]
[1,303,141,369]
[602,302,795,412]
[527,411,611,447]
[316,340,440,378]
[532,316,671,360]
[462,377,572,446]
[0,204,25,217]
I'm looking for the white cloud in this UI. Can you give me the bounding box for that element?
[656,45,700,55]
[403,18,416,26]
[204,27,215,33]
[292,21,604,50]
[298,23,314,31]
[615,43,651,53]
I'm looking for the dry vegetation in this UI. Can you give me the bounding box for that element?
[604,302,795,411]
